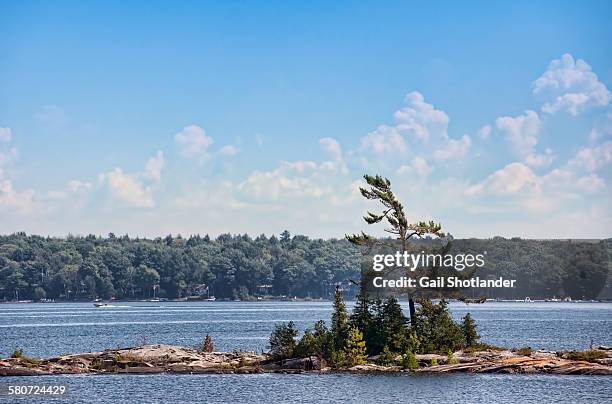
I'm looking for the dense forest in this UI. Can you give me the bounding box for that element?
[0,232,609,301]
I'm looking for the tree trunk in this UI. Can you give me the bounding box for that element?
[408,298,417,330]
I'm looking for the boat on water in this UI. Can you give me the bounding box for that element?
[205,296,216,301]
[93,302,114,308]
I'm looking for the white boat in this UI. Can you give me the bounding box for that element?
[205,296,216,301]
[93,302,114,307]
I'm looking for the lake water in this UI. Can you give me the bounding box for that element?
[1,301,611,403]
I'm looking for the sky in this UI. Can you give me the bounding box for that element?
[0,0,611,239]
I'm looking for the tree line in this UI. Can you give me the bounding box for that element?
[0,232,609,301]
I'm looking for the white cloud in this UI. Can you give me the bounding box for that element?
[567,141,612,172]
[495,110,552,166]
[496,110,540,155]
[433,135,471,161]
[524,148,555,167]
[466,162,539,195]
[397,156,432,177]
[360,125,407,154]
[0,179,37,214]
[319,137,347,173]
[394,91,449,141]
[144,150,165,181]
[532,53,611,115]
[478,125,491,140]
[0,127,11,142]
[175,125,213,159]
[218,145,240,156]
[101,168,154,208]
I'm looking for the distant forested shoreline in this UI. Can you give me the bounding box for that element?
[0,232,610,301]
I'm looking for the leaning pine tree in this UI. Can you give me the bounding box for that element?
[346,174,444,332]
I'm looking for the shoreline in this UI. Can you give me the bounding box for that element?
[2,344,611,377]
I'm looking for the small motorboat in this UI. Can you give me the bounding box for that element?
[93,302,113,307]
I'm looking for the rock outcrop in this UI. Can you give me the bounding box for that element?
[1,345,611,376]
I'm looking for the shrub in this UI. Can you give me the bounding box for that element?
[401,350,419,370]
[564,350,607,363]
[11,349,40,366]
[269,321,298,360]
[447,350,459,364]
[430,358,438,366]
[343,327,367,367]
[515,347,532,356]
[377,345,395,366]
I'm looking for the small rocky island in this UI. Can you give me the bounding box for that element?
[2,344,611,376]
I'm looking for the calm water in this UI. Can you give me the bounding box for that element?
[1,301,611,403]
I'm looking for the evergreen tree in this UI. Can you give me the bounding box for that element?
[415,299,465,353]
[381,297,409,353]
[346,174,444,331]
[269,321,298,359]
[367,298,386,355]
[331,285,349,350]
[343,326,367,367]
[461,313,479,347]
[350,290,372,338]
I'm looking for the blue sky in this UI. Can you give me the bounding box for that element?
[0,1,611,238]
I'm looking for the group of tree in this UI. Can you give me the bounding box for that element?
[0,232,359,301]
[268,286,480,368]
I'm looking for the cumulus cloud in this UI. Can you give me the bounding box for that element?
[394,91,449,141]
[0,127,11,142]
[433,135,471,161]
[358,91,451,156]
[360,125,407,154]
[478,125,491,140]
[100,168,154,208]
[397,156,432,177]
[0,179,37,215]
[532,53,611,115]
[567,141,612,172]
[466,162,539,195]
[144,150,165,181]
[319,137,347,172]
[175,125,213,159]
[495,110,552,166]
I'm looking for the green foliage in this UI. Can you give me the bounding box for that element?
[401,350,419,370]
[461,313,480,347]
[447,350,459,364]
[430,358,438,366]
[515,347,532,356]
[0,232,608,301]
[564,350,606,362]
[268,321,298,360]
[10,349,40,365]
[343,327,367,367]
[10,349,23,358]
[331,285,349,350]
[377,345,396,366]
[415,299,466,354]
